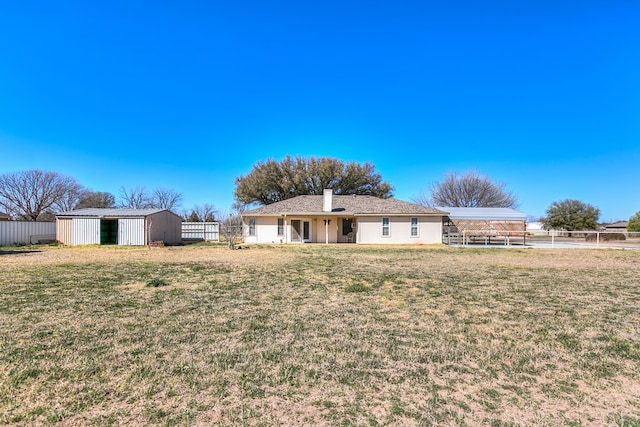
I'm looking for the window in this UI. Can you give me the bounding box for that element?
[342,218,353,235]
[277,218,284,236]
[410,217,419,237]
[382,217,390,237]
[248,218,256,236]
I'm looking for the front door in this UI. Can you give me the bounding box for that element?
[291,220,301,242]
[302,220,310,241]
[290,219,311,243]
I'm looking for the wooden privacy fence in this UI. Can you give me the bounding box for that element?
[181,222,220,242]
[0,221,56,245]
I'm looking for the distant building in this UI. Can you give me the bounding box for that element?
[0,212,10,221]
[526,221,546,235]
[603,221,628,231]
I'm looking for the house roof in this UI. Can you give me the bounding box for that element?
[56,208,172,218]
[243,195,447,217]
[605,221,628,229]
[0,211,10,218]
[438,207,527,221]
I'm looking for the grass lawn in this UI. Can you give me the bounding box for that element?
[1,244,639,426]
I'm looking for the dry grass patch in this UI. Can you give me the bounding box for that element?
[1,244,640,426]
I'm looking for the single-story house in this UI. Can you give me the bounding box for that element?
[241,189,448,244]
[439,207,528,244]
[603,221,628,231]
[526,221,546,236]
[56,208,182,246]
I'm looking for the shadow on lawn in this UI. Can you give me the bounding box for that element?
[0,250,41,256]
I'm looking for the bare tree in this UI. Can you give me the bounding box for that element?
[219,211,243,249]
[54,182,86,213]
[416,170,518,208]
[0,170,80,221]
[119,186,152,209]
[119,186,183,210]
[75,191,116,209]
[152,188,183,210]
[191,203,217,222]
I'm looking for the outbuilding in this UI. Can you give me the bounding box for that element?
[56,208,182,246]
[439,207,528,245]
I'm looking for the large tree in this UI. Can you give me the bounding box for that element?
[627,211,640,232]
[234,155,393,205]
[416,170,518,208]
[0,170,80,221]
[542,199,600,231]
[75,191,116,209]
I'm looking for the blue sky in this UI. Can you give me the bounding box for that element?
[1,1,638,221]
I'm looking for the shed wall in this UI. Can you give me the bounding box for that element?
[148,211,182,244]
[56,218,73,245]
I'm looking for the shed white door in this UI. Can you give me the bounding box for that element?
[72,218,100,245]
[118,218,145,245]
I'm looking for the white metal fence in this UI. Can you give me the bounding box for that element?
[181,222,220,242]
[0,221,56,245]
[444,229,640,249]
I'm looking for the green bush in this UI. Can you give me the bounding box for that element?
[345,283,370,293]
[628,211,640,232]
[585,233,626,242]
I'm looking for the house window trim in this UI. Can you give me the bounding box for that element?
[382,217,390,237]
[410,217,419,237]
[248,218,256,236]
[277,218,284,236]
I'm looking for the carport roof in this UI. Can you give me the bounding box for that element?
[56,208,169,218]
[438,207,527,221]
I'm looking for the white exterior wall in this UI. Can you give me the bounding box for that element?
[313,217,338,243]
[356,216,442,244]
[118,218,145,245]
[244,216,283,244]
[72,218,100,245]
[244,216,327,243]
[244,215,443,244]
[0,221,56,245]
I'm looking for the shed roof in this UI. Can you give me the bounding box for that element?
[56,208,172,218]
[244,195,447,217]
[438,207,527,221]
